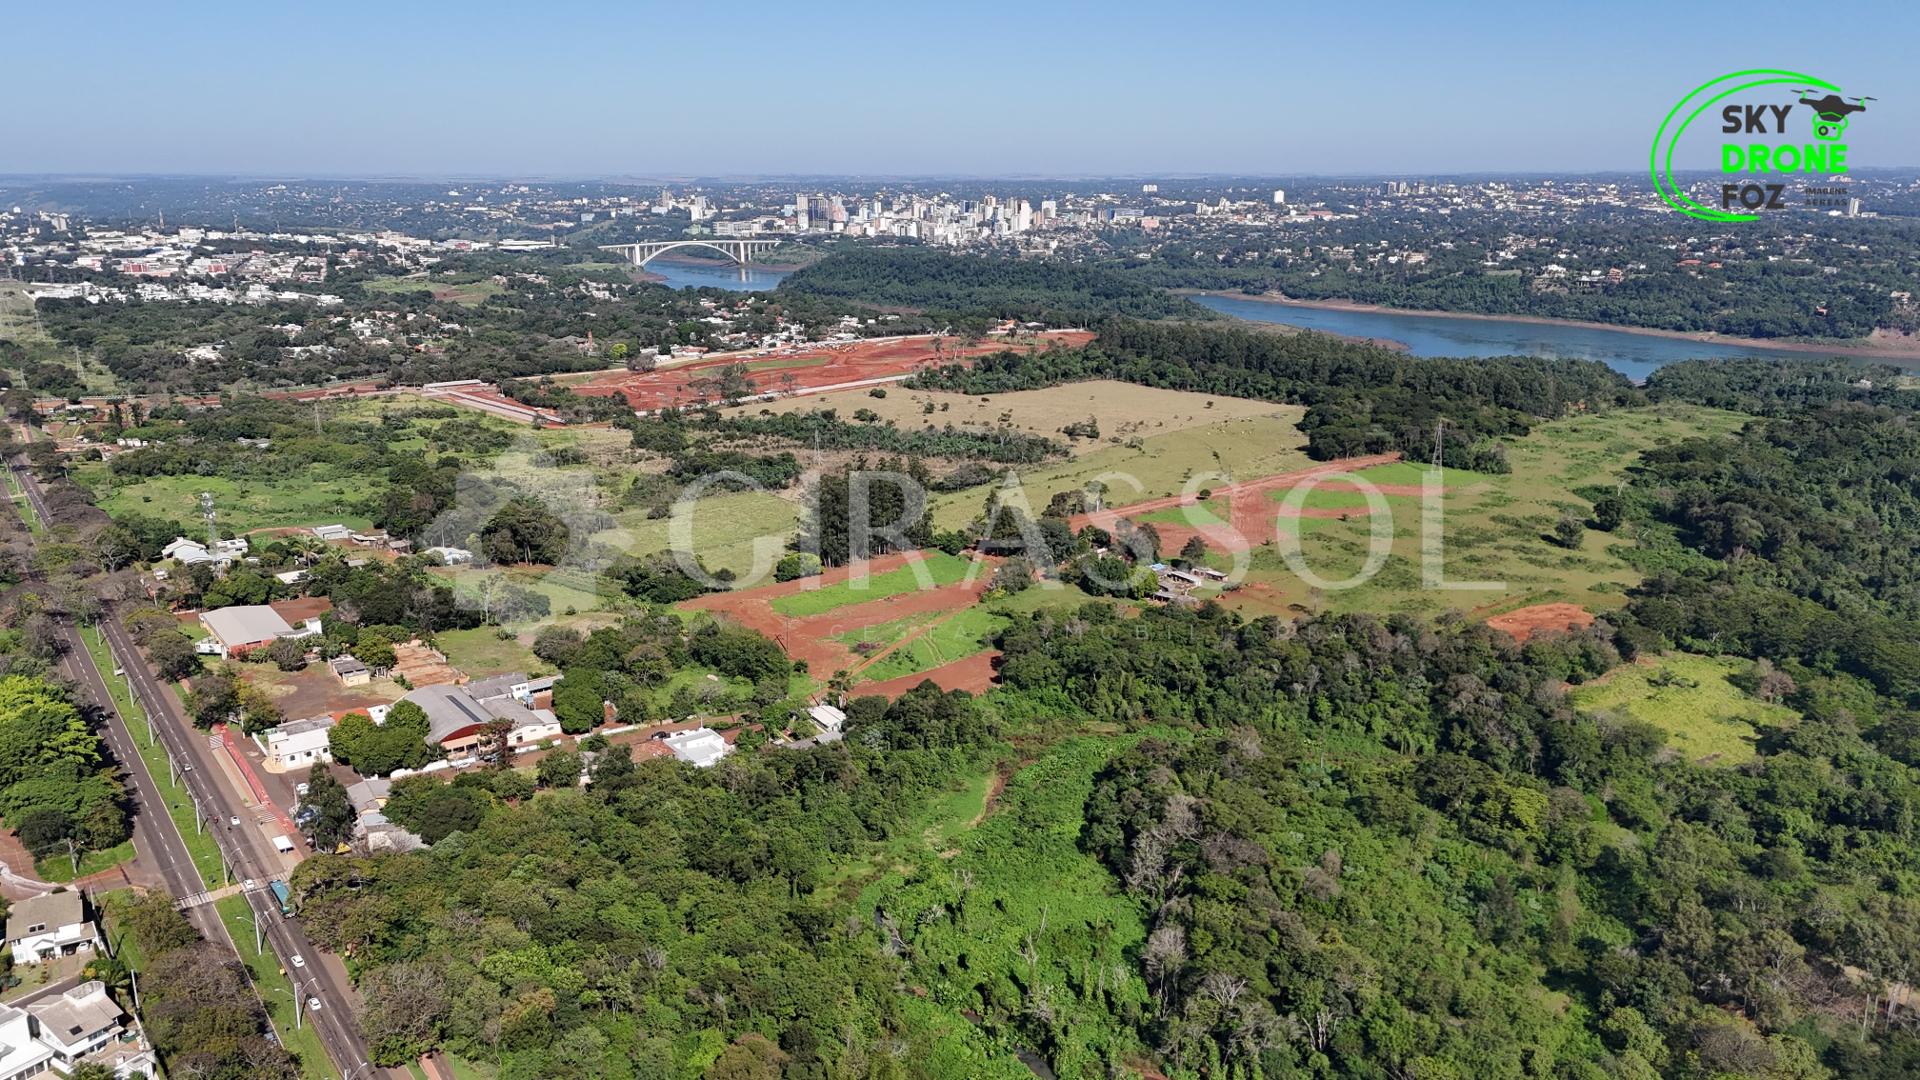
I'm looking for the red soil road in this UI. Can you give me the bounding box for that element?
[1071,452,1405,553]
[1487,602,1597,643]
[572,330,1095,412]
[681,551,999,680]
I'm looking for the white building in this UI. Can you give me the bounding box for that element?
[262,716,335,770]
[26,981,127,1074]
[197,604,321,658]
[663,727,732,768]
[424,546,473,564]
[4,891,97,966]
[806,704,846,735]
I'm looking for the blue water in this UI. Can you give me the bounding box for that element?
[1192,293,1847,381]
[645,257,794,292]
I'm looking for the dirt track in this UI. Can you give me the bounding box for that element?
[574,331,1094,412]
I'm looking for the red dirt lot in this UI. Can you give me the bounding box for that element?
[680,550,999,692]
[1071,452,1405,554]
[573,330,1095,412]
[1487,602,1597,643]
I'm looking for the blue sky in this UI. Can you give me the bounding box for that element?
[4,0,1914,176]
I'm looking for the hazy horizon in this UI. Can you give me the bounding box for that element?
[5,0,1913,177]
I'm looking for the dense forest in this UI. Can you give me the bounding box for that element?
[780,249,1210,325]
[910,320,1641,468]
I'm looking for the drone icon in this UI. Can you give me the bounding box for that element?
[1794,91,1875,141]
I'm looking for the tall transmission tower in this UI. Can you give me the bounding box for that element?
[199,492,218,548]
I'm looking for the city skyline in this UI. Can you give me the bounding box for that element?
[6,0,1915,176]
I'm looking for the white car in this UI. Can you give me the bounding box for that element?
[306,996,323,1011]
[229,815,241,828]
[290,954,306,968]
[295,783,309,798]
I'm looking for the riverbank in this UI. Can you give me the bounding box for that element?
[1195,291,1920,362]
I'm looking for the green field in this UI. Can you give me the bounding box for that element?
[1569,653,1797,765]
[764,553,975,614]
[1224,404,1748,620]
[214,895,337,1079]
[434,626,546,676]
[607,489,799,581]
[82,626,227,888]
[36,839,135,882]
[858,607,1008,683]
[76,468,375,534]
[434,564,610,622]
[834,611,940,652]
[362,274,504,306]
[769,551,975,617]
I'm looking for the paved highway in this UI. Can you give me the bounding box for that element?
[11,454,392,1080]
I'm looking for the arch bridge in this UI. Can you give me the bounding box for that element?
[598,238,786,268]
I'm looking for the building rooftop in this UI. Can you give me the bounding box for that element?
[26,981,120,1047]
[464,672,528,702]
[663,727,732,768]
[5,891,83,941]
[200,605,295,646]
[267,716,335,741]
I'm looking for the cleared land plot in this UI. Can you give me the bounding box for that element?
[858,607,1008,684]
[729,380,1294,455]
[771,550,974,617]
[930,412,1313,532]
[1569,653,1796,766]
[572,331,1096,412]
[362,274,504,306]
[1222,405,1748,621]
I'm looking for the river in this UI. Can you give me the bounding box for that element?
[1191,293,1843,381]
[644,257,794,291]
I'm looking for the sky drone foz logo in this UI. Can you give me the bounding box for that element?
[1651,69,1874,222]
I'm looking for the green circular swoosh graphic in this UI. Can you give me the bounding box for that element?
[1650,69,1839,222]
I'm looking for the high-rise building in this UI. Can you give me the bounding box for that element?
[1272,189,1286,205]
[1141,183,1158,194]
[1847,197,1861,217]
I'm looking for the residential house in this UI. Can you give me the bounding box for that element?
[424,546,473,564]
[0,980,153,1080]
[26,981,123,1073]
[663,727,732,768]
[4,891,97,965]
[261,716,335,771]
[310,524,351,542]
[328,655,371,686]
